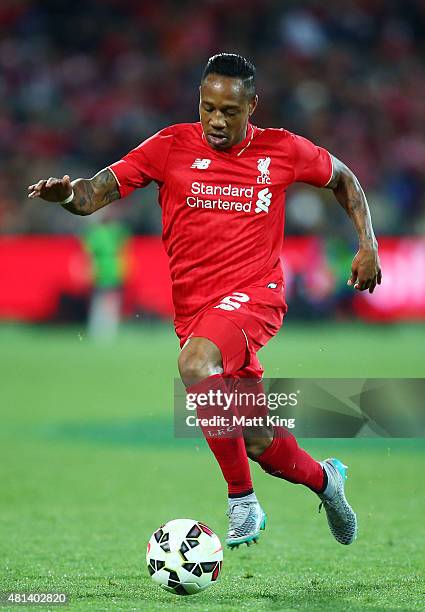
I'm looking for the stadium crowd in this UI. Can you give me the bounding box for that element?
[1,0,424,237]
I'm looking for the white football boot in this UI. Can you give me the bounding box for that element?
[226,498,266,548]
[318,458,358,545]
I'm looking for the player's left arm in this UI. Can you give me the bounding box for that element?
[325,155,382,294]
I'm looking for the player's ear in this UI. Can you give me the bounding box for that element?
[249,95,258,116]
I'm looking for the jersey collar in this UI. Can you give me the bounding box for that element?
[201,123,255,157]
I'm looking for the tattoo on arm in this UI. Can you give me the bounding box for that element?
[325,155,377,248]
[61,168,120,215]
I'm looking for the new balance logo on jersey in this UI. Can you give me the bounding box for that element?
[257,157,271,184]
[255,187,272,213]
[191,158,211,169]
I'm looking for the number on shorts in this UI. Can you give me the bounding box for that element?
[213,292,250,311]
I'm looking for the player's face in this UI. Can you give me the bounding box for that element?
[199,74,258,150]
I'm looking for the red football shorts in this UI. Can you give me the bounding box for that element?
[176,273,287,378]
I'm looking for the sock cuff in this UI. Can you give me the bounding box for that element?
[257,433,280,463]
[228,491,257,504]
[228,488,254,499]
[257,426,294,463]
[186,374,223,394]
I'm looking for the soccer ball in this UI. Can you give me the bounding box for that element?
[146,518,223,596]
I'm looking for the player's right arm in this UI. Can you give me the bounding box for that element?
[28,126,174,214]
[27,168,120,215]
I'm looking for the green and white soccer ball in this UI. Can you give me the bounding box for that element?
[146,518,223,596]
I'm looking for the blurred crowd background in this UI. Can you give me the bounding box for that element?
[1,0,424,325]
[1,0,424,237]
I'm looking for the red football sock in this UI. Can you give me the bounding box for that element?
[256,426,324,492]
[187,375,253,496]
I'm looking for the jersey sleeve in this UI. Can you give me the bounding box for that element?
[290,133,333,187]
[108,126,174,198]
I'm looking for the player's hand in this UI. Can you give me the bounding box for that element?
[27,175,72,202]
[347,246,382,293]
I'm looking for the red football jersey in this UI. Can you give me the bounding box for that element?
[108,122,332,325]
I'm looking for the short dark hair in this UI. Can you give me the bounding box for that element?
[201,53,256,98]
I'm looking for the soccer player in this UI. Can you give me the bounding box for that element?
[28,53,381,548]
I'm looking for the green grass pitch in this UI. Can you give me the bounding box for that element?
[1,322,424,611]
